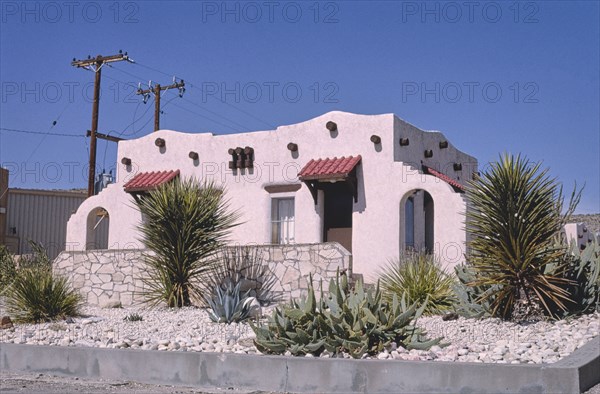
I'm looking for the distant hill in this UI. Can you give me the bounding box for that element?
[570,214,600,236]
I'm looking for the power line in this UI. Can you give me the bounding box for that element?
[0,127,84,138]
[22,101,74,164]
[106,67,244,132]
[167,100,240,132]
[113,64,251,132]
[71,51,132,197]
[131,61,276,129]
[136,79,185,132]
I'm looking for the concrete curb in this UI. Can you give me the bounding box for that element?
[1,337,599,393]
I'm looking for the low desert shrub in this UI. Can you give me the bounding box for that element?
[378,252,456,315]
[123,313,143,322]
[251,272,442,359]
[2,242,82,323]
[206,246,278,306]
[0,245,17,297]
[5,266,82,323]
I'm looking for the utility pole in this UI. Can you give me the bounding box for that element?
[71,51,131,197]
[137,79,185,132]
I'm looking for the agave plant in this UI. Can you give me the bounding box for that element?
[547,238,600,317]
[378,252,456,315]
[465,153,582,320]
[452,263,494,318]
[205,281,254,324]
[251,272,442,358]
[135,178,240,308]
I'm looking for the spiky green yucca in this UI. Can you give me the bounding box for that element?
[466,153,581,319]
[136,178,239,308]
[378,252,456,315]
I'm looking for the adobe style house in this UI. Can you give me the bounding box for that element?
[65,111,478,280]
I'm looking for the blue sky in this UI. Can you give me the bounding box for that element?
[1,1,598,213]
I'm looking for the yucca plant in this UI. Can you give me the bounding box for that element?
[378,252,456,315]
[136,178,240,308]
[466,153,581,320]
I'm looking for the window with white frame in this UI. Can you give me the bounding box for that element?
[271,198,295,244]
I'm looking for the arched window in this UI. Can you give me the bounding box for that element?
[401,190,434,253]
[86,207,109,250]
[405,196,414,248]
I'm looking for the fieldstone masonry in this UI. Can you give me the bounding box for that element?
[53,242,352,306]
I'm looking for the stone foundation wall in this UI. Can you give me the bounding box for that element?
[53,243,352,306]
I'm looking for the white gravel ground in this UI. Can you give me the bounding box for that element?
[1,305,598,364]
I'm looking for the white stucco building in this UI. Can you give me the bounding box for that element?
[66,111,478,280]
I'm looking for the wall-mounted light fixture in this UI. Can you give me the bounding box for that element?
[453,163,462,171]
[424,150,433,158]
[287,142,298,152]
[370,135,381,144]
[326,121,337,132]
[399,138,409,146]
[189,151,199,160]
[155,138,165,148]
[121,157,132,166]
[439,140,448,149]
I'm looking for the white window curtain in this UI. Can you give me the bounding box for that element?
[272,198,295,244]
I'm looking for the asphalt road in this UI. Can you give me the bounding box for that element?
[0,372,276,394]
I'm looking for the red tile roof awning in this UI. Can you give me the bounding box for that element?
[423,165,464,192]
[298,155,362,181]
[123,170,180,193]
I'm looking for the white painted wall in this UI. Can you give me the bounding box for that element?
[65,111,477,280]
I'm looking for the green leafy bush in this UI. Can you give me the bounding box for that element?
[251,273,442,359]
[205,281,253,324]
[465,153,581,320]
[378,252,456,315]
[136,178,240,308]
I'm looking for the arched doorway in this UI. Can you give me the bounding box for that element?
[401,190,434,253]
[86,207,109,250]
